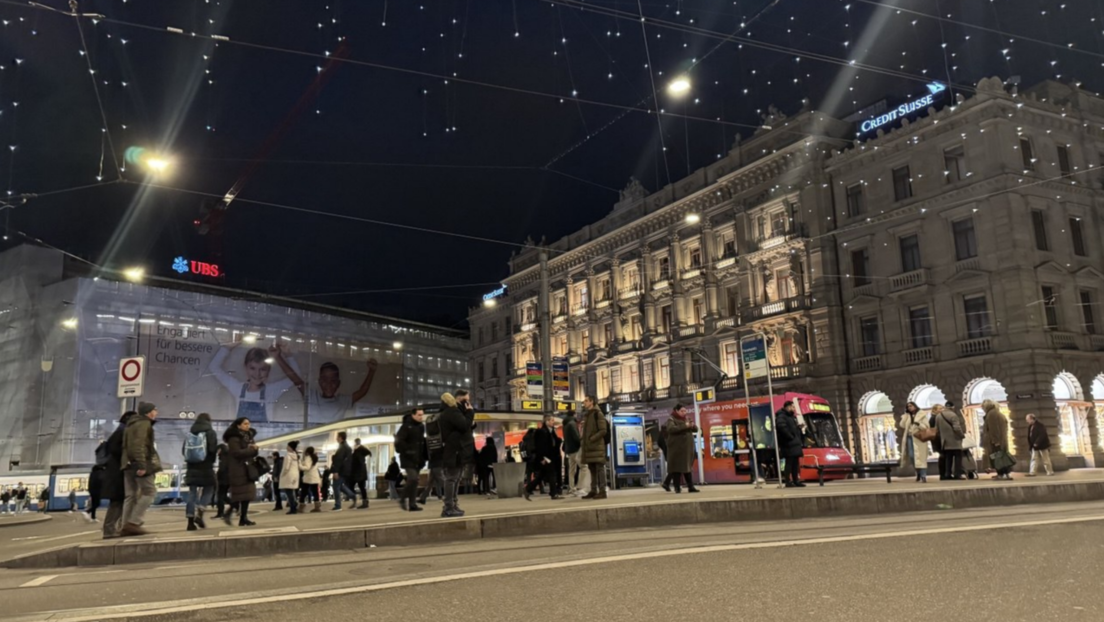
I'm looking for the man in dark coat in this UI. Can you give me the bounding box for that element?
[271,452,284,511]
[395,409,427,512]
[100,412,130,539]
[215,444,230,518]
[524,414,564,501]
[561,410,581,495]
[329,431,356,511]
[1026,413,1054,476]
[581,396,609,499]
[775,400,805,487]
[439,393,475,518]
[456,390,477,494]
[417,413,445,505]
[184,413,219,531]
[664,404,700,493]
[351,439,372,509]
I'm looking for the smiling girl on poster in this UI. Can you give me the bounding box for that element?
[209,341,301,423]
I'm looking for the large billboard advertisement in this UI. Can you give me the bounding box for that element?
[137,324,402,425]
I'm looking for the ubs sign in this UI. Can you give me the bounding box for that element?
[172,256,221,278]
[860,82,947,134]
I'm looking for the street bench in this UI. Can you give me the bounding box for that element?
[808,462,893,486]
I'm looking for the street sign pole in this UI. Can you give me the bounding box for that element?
[764,342,784,490]
[692,392,704,485]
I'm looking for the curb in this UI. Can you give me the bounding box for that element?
[0,515,51,528]
[4,481,1102,569]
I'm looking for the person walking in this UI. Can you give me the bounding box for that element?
[270,451,284,511]
[300,446,322,512]
[351,439,372,509]
[663,405,700,493]
[476,436,498,497]
[439,392,476,517]
[932,404,965,480]
[329,432,356,512]
[776,400,807,487]
[15,484,27,515]
[99,413,128,538]
[1026,413,1053,477]
[120,402,162,536]
[85,456,105,523]
[561,410,581,496]
[524,414,564,501]
[581,396,609,500]
[395,409,427,512]
[279,441,302,514]
[418,412,446,505]
[183,413,218,531]
[384,457,403,502]
[215,444,230,519]
[898,401,930,483]
[222,417,260,526]
[0,489,10,515]
[982,399,1013,480]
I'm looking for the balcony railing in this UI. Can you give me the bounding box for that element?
[652,279,671,291]
[750,223,808,252]
[769,364,805,380]
[568,354,583,365]
[681,267,703,280]
[572,302,588,316]
[903,346,934,365]
[958,336,993,357]
[890,268,929,292]
[739,295,811,324]
[552,314,566,324]
[1049,332,1079,350]
[854,355,884,372]
[715,317,737,329]
[520,322,537,333]
[955,257,981,273]
[595,299,612,309]
[617,340,641,353]
[618,285,643,300]
[671,325,704,341]
[1092,334,1104,351]
[720,376,742,390]
[654,387,670,400]
[715,256,738,270]
[853,282,877,298]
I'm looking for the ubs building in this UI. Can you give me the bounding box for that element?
[0,245,470,471]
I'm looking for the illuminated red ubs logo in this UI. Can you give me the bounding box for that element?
[172,256,221,278]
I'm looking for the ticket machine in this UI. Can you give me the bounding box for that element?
[611,412,647,488]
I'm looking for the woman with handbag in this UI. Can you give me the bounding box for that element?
[898,401,932,483]
[982,399,1014,480]
[222,417,260,526]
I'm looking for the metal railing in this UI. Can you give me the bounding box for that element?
[957,336,992,357]
[1049,332,1079,350]
[903,346,934,365]
[853,355,884,372]
[890,268,929,292]
[740,295,811,324]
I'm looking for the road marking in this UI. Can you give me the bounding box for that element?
[20,575,58,588]
[11,530,97,543]
[30,513,1104,620]
[217,526,298,537]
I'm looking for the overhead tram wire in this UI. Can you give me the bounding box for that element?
[636,0,671,187]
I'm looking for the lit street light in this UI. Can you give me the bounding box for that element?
[124,146,175,177]
[61,318,78,329]
[392,341,404,350]
[483,298,497,308]
[667,76,691,97]
[122,267,145,282]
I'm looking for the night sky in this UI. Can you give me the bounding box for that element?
[0,0,1100,327]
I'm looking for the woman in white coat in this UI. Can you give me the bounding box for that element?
[279,441,302,515]
[300,446,323,513]
[898,401,931,483]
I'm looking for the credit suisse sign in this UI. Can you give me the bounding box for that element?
[860,82,946,134]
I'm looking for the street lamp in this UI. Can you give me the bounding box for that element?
[122,267,145,282]
[685,213,701,225]
[667,76,691,97]
[392,341,404,350]
[60,318,78,329]
[483,298,497,308]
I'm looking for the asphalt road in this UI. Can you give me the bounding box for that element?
[3,501,1103,621]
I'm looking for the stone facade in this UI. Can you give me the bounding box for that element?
[468,298,514,410]
[469,78,1104,470]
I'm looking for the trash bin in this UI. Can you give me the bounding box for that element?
[493,462,527,499]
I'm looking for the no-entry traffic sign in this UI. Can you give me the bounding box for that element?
[117,356,146,398]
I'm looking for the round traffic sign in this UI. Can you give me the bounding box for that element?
[121,359,142,382]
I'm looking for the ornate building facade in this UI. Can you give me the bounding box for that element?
[469,78,1104,469]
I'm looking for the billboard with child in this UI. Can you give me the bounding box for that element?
[136,323,402,425]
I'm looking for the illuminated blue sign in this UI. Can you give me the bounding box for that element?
[860,82,946,133]
[483,285,507,301]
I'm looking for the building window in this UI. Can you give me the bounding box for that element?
[722,342,740,377]
[505,317,511,334]
[770,211,787,236]
[909,306,933,349]
[851,248,871,287]
[756,216,767,240]
[657,256,671,279]
[1070,218,1087,257]
[642,358,654,388]
[599,278,612,301]
[604,323,614,347]
[657,356,670,389]
[1057,145,1072,178]
[944,145,966,183]
[859,317,881,356]
[477,362,485,383]
[1080,290,1096,335]
[581,330,590,351]
[491,358,498,378]
[478,327,484,346]
[661,305,672,334]
[776,268,792,299]
[1032,210,1049,251]
[630,315,642,340]
[627,364,640,393]
[1020,137,1035,171]
[505,354,512,374]
[1042,285,1059,331]
[899,234,922,272]
[692,298,704,325]
[689,246,702,268]
[726,286,739,316]
[721,233,737,257]
[963,295,992,339]
[610,366,622,394]
[846,183,864,217]
[892,165,912,202]
[490,323,498,342]
[597,369,610,398]
[952,218,978,260]
[557,335,567,357]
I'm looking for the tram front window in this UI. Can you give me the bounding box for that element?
[802,413,845,449]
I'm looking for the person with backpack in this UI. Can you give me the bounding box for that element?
[581,396,609,500]
[300,446,323,512]
[439,392,476,517]
[279,441,302,514]
[394,408,427,512]
[184,413,218,531]
[418,412,445,505]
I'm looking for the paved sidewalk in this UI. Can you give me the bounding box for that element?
[3,469,1103,568]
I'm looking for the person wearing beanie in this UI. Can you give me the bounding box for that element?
[120,402,162,536]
